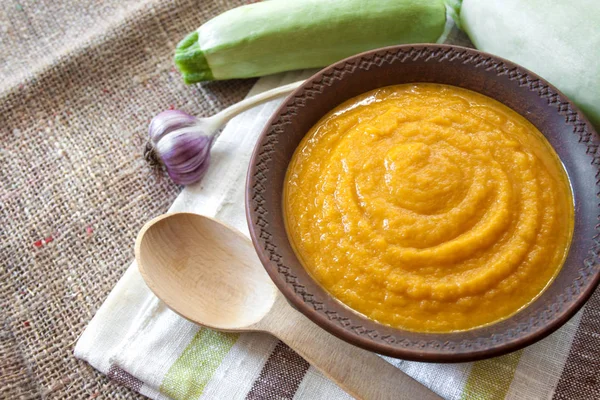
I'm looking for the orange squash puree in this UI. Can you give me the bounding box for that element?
[284,83,573,333]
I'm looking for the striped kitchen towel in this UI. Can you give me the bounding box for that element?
[75,69,593,400]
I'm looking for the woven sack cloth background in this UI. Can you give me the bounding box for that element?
[1,0,598,399]
[0,0,253,398]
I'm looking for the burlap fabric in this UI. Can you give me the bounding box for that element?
[2,1,599,399]
[0,1,253,398]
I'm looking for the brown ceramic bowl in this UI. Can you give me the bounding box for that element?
[245,44,600,362]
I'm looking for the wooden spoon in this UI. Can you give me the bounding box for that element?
[135,212,442,400]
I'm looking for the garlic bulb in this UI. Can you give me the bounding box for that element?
[143,80,306,185]
[145,110,216,185]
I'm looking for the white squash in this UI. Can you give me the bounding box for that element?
[460,0,600,129]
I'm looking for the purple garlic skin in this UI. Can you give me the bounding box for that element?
[148,110,199,144]
[156,130,213,185]
[147,110,215,185]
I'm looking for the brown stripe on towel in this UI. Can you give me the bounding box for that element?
[246,341,310,400]
[553,289,600,399]
[107,365,143,392]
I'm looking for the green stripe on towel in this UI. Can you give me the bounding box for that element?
[461,350,523,400]
[160,328,239,400]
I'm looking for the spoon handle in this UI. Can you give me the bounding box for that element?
[211,80,305,126]
[255,295,442,400]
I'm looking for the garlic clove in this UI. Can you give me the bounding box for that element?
[165,157,211,185]
[148,110,199,144]
[154,129,214,185]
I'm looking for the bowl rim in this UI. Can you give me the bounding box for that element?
[245,43,600,362]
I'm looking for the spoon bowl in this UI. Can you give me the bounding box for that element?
[136,213,277,330]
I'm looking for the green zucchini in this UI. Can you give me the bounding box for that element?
[175,0,447,84]
[460,0,600,130]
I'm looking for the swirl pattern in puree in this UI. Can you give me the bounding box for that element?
[284,83,574,333]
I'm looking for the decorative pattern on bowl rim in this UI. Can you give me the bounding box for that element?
[247,45,600,360]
